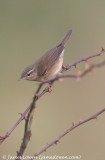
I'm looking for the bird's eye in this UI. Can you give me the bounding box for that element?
[27,73,31,76]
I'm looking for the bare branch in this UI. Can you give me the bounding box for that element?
[29,108,105,159]
[65,48,105,70]
[16,83,52,158]
[0,48,105,157]
[0,102,32,144]
[0,83,47,144]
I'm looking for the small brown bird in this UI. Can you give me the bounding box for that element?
[20,29,72,82]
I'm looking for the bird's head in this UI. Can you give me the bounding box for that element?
[19,64,37,81]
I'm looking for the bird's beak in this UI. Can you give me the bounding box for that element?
[18,76,27,81]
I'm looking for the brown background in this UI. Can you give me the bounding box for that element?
[0,0,105,160]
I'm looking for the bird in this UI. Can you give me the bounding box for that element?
[19,29,72,82]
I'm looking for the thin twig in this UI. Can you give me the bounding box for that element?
[29,108,105,159]
[66,48,105,69]
[0,84,49,144]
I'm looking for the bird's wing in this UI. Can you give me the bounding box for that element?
[37,45,64,77]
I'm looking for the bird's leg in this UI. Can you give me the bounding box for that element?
[62,64,69,70]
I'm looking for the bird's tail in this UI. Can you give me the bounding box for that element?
[60,29,72,46]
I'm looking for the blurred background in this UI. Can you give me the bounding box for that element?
[0,0,105,159]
